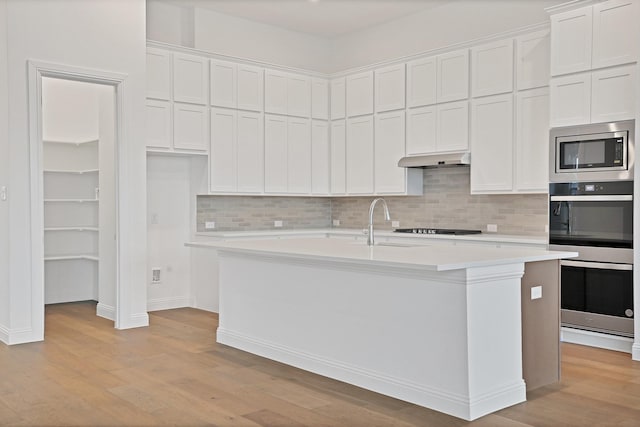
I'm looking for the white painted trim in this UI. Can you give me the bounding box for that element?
[217,328,526,421]
[0,324,9,344]
[632,343,640,361]
[126,312,150,329]
[0,326,37,345]
[96,302,115,321]
[545,0,603,15]
[561,327,633,353]
[147,296,191,312]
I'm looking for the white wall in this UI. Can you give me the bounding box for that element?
[42,78,100,142]
[329,0,565,72]
[0,0,10,335]
[146,0,193,47]
[1,0,147,344]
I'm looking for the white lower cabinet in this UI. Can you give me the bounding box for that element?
[346,115,374,194]
[311,120,330,195]
[330,120,346,194]
[173,103,208,151]
[471,94,514,193]
[264,114,311,194]
[515,88,549,193]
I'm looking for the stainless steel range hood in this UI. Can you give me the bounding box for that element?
[398,151,470,168]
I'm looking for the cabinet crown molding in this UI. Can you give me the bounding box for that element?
[545,0,606,15]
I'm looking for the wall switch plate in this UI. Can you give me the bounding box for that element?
[0,186,6,201]
[274,220,283,228]
[205,221,216,230]
[333,219,340,227]
[150,213,159,225]
[531,286,542,300]
[151,268,161,284]
[487,224,498,233]
[391,220,400,228]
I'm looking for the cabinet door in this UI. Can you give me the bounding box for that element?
[237,64,264,112]
[346,71,374,117]
[550,73,591,127]
[210,108,237,192]
[406,106,437,155]
[210,60,237,109]
[436,101,469,152]
[375,64,406,113]
[375,111,406,194]
[264,114,288,193]
[437,49,469,103]
[146,48,171,100]
[592,0,639,69]
[516,88,549,193]
[330,77,346,120]
[288,74,311,117]
[237,111,264,193]
[264,70,288,115]
[471,94,514,193]
[173,53,208,105]
[550,7,592,76]
[311,120,330,195]
[330,120,346,194]
[311,78,329,120]
[471,39,514,97]
[346,116,374,194]
[591,65,637,123]
[173,103,208,151]
[407,57,437,108]
[516,30,551,91]
[145,99,172,149]
[287,117,311,194]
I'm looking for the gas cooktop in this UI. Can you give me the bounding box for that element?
[394,228,482,235]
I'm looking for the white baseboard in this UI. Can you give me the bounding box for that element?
[217,327,525,421]
[0,325,43,345]
[632,343,640,361]
[561,327,633,353]
[116,312,149,330]
[96,303,115,321]
[147,296,191,312]
[0,323,9,344]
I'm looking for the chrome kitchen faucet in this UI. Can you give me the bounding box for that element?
[367,198,391,246]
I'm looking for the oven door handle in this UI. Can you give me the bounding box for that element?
[561,260,633,271]
[550,195,633,202]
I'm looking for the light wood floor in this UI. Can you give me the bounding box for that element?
[1,302,640,426]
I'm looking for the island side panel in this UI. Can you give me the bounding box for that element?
[216,251,527,421]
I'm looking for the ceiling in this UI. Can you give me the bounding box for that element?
[171,0,453,38]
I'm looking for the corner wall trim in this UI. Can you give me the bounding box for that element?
[96,303,116,321]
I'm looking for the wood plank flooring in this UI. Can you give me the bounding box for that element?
[1,301,640,426]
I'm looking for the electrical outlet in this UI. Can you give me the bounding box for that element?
[205,221,216,230]
[531,286,542,300]
[487,224,498,233]
[151,268,161,284]
[274,220,283,228]
[391,220,400,228]
[150,213,159,225]
[0,186,7,201]
[333,219,340,227]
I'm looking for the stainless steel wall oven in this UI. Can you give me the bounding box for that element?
[549,120,635,337]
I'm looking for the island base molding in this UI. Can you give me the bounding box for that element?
[217,252,529,421]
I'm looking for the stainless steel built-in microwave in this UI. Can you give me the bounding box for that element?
[549,120,635,183]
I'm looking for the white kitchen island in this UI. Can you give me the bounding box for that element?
[188,237,577,421]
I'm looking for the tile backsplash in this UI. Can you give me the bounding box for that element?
[197,167,548,236]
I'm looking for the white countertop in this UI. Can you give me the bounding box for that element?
[186,237,577,271]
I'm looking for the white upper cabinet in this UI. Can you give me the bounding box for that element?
[592,0,639,69]
[550,7,593,76]
[346,71,374,117]
[330,77,346,120]
[237,64,264,112]
[264,70,288,115]
[515,88,549,193]
[311,120,330,195]
[236,111,264,193]
[330,120,346,195]
[311,78,329,120]
[516,30,550,90]
[471,39,514,97]
[264,114,288,193]
[210,60,237,109]
[346,116,374,194]
[591,64,637,123]
[173,53,208,105]
[550,72,591,127]
[407,57,437,108]
[437,49,469,103]
[287,74,311,118]
[437,101,469,152]
[374,111,407,194]
[173,103,208,151]
[375,64,406,112]
[470,94,514,193]
[210,108,237,192]
[287,117,312,194]
[406,106,437,155]
[145,99,172,149]
[146,48,172,101]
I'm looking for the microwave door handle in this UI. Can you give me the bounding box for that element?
[550,195,633,202]
[567,202,572,235]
